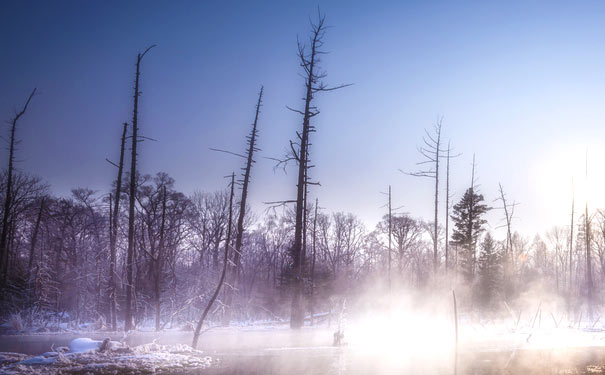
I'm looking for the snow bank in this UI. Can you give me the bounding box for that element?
[1,339,213,374]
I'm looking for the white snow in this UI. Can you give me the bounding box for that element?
[18,356,57,365]
[2,338,213,374]
[68,337,103,353]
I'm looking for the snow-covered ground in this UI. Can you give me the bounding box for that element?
[0,338,212,374]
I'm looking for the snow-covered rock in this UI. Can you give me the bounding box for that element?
[68,337,124,353]
[69,337,103,353]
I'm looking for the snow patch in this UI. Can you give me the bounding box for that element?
[69,337,102,353]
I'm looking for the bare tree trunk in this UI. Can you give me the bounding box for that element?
[0,88,36,284]
[291,18,322,330]
[126,45,155,331]
[404,119,442,275]
[388,185,392,294]
[310,198,318,325]
[155,185,167,331]
[27,198,45,275]
[110,122,127,331]
[433,129,440,273]
[498,183,515,300]
[469,154,476,279]
[290,12,349,329]
[445,141,455,273]
[192,173,235,348]
[569,180,574,312]
[222,86,263,326]
[585,154,593,319]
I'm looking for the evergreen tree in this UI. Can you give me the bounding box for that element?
[477,233,502,308]
[450,187,490,281]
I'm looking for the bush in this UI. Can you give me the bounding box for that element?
[9,313,23,331]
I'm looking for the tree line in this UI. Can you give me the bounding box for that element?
[0,11,601,338]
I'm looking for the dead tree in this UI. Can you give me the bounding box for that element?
[107,122,127,331]
[569,179,575,310]
[585,152,594,318]
[309,198,320,325]
[496,183,517,299]
[27,197,45,275]
[388,185,392,294]
[155,185,167,331]
[0,88,36,283]
[192,173,235,348]
[443,140,460,273]
[403,118,443,274]
[222,86,263,326]
[125,45,155,331]
[287,11,349,329]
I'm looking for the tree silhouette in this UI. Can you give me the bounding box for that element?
[0,88,36,284]
[125,45,155,331]
[450,159,490,282]
[222,86,263,327]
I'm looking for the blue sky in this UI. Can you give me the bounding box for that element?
[2,1,605,237]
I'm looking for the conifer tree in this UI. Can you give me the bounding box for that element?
[477,233,501,308]
[450,187,490,281]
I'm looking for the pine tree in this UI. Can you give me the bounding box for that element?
[477,233,501,309]
[450,187,490,282]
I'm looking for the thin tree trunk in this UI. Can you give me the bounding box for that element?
[110,122,127,331]
[310,198,318,325]
[192,173,235,348]
[27,198,45,275]
[126,45,154,331]
[222,86,263,326]
[433,129,440,273]
[569,180,574,312]
[469,154,476,279]
[155,185,167,331]
[0,88,36,283]
[445,142,450,272]
[291,25,320,330]
[388,185,392,294]
[585,154,593,319]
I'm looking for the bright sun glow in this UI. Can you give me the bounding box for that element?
[531,140,605,229]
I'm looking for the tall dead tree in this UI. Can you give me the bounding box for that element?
[125,45,155,331]
[155,185,167,331]
[309,198,319,325]
[222,86,263,326]
[287,11,349,329]
[0,88,36,283]
[585,152,593,318]
[445,143,451,272]
[569,179,574,308]
[107,122,127,331]
[496,183,517,299]
[27,197,45,275]
[403,118,443,274]
[192,173,235,348]
[388,185,392,294]
[443,140,460,273]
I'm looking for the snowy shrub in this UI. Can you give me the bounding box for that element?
[9,314,23,331]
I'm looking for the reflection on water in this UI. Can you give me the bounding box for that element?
[2,329,605,374]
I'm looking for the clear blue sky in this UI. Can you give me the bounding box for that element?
[2,1,605,237]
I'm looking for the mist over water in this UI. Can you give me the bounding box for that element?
[2,1,605,374]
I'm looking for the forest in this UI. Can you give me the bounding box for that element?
[0,16,600,339]
[1,3,605,374]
